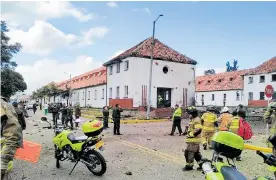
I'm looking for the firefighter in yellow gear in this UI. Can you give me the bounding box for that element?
[169,104,182,136]
[263,101,276,179]
[218,106,232,131]
[201,106,218,150]
[1,96,23,180]
[183,106,204,171]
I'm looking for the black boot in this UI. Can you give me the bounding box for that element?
[182,166,193,171]
[203,144,207,150]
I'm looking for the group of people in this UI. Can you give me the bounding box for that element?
[169,104,248,171]
[102,104,123,135]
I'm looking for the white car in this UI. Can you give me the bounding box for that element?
[26,104,33,110]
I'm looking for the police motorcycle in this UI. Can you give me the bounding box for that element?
[201,131,276,180]
[41,117,107,176]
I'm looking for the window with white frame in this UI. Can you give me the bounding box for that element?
[109,88,112,98]
[211,94,215,101]
[124,85,128,98]
[116,63,120,73]
[82,92,84,100]
[88,91,90,100]
[272,74,276,82]
[124,60,129,71]
[102,89,104,99]
[116,86,120,98]
[94,90,97,100]
[248,76,253,84]
[260,92,265,100]
[236,91,240,100]
[260,75,265,83]
[109,65,113,75]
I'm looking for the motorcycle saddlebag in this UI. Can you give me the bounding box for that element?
[211,131,244,159]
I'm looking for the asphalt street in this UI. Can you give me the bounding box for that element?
[10,110,274,180]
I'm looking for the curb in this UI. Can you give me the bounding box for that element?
[81,115,168,124]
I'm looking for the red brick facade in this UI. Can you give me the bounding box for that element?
[109,98,134,109]
[248,100,273,107]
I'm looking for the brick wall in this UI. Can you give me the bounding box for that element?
[109,98,134,109]
[248,100,273,107]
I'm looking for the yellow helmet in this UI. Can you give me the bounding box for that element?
[82,119,103,137]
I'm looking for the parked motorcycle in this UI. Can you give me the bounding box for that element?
[202,131,276,180]
[41,117,107,176]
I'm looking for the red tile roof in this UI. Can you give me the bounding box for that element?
[196,70,251,92]
[103,37,197,66]
[56,67,106,91]
[244,57,276,76]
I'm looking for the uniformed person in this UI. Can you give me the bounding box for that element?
[158,95,163,107]
[60,104,67,125]
[112,104,123,135]
[102,106,109,129]
[169,104,183,136]
[263,101,276,179]
[218,106,232,131]
[1,96,23,180]
[183,106,204,171]
[51,104,59,125]
[12,102,26,131]
[201,106,218,150]
[66,104,74,130]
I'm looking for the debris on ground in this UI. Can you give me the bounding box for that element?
[125,171,132,175]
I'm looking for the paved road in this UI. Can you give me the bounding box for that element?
[11,110,274,180]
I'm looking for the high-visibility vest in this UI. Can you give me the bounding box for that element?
[219,113,232,131]
[229,116,240,134]
[201,112,217,132]
[173,107,182,119]
[186,117,202,144]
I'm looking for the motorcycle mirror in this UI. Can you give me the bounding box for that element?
[41,117,48,121]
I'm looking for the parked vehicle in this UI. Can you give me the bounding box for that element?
[26,104,33,110]
[41,117,107,176]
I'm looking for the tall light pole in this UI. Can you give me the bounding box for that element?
[64,72,72,105]
[146,14,163,120]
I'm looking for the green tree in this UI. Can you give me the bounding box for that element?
[1,21,27,99]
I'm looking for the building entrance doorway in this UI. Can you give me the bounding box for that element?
[157,87,172,108]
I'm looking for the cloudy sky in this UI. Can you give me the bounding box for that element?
[2,1,276,94]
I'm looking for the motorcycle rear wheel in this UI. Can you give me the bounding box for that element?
[54,145,60,168]
[85,150,106,176]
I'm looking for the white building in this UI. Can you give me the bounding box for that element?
[196,56,276,107]
[243,57,276,106]
[103,37,197,109]
[45,37,197,109]
[195,70,248,107]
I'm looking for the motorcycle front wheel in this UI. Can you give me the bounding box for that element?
[54,145,60,168]
[85,150,106,176]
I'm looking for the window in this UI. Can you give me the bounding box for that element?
[272,74,276,82]
[124,85,128,98]
[236,91,240,100]
[248,92,253,100]
[94,90,97,100]
[124,61,129,71]
[82,92,84,100]
[223,94,226,99]
[260,92,265,100]
[102,89,104,99]
[109,88,112,98]
[88,91,90,100]
[163,66,169,74]
[116,86,120,98]
[116,63,120,73]
[260,75,265,83]
[211,94,215,101]
[77,92,79,101]
[248,76,253,84]
[109,65,113,75]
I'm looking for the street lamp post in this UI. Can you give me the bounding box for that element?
[146,14,163,120]
[64,72,72,105]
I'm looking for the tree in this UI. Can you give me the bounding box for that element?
[1,21,27,99]
[1,68,27,98]
[204,69,216,75]
[226,59,239,72]
[1,21,22,68]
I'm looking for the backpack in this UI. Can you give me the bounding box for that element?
[238,118,253,140]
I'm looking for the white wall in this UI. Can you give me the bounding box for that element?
[71,84,106,108]
[243,72,276,105]
[106,57,196,108]
[195,90,244,107]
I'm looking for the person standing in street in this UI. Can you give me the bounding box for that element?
[33,103,37,114]
[218,107,232,131]
[12,102,26,131]
[51,104,59,125]
[183,106,204,171]
[169,104,183,136]
[103,106,109,129]
[1,96,23,180]
[74,104,81,119]
[66,104,74,130]
[60,104,67,125]
[201,106,218,150]
[44,103,49,115]
[40,103,42,110]
[112,104,123,135]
